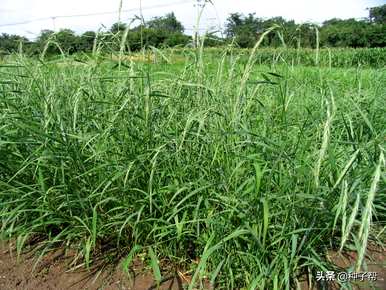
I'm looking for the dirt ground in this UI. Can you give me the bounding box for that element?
[0,240,385,290]
[0,240,190,290]
[325,247,386,290]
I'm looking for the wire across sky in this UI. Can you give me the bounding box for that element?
[0,0,193,28]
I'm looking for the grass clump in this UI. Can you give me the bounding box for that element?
[0,47,385,289]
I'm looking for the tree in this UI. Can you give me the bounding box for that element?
[32,29,56,55]
[261,17,297,47]
[367,23,386,47]
[36,29,55,43]
[369,4,386,24]
[295,23,316,48]
[0,33,28,54]
[147,12,184,33]
[225,13,264,48]
[55,29,80,54]
[225,14,301,48]
[79,31,96,52]
[320,18,370,47]
[34,29,81,55]
[367,4,386,47]
[110,22,127,33]
[124,12,187,50]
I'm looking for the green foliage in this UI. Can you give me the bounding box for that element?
[0,33,28,54]
[2,4,386,58]
[34,29,57,55]
[195,47,386,68]
[110,22,127,34]
[224,5,386,49]
[78,31,96,52]
[105,13,188,51]
[0,48,385,289]
[36,29,55,44]
[367,23,386,47]
[321,19,370,48]
[225,13,262,48]
[163,32,191,47]
[369,4,386,24]
[225,13,313,48]
[147,12,184,33]
[55,29,81,54]
[121,27,189,51]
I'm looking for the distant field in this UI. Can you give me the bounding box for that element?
[170,47,386,68]
[104,47,386,68]
[0,48,385,289]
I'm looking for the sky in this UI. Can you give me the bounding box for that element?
[0,0,385,39]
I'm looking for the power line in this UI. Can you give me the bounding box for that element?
[0,0,192,28]
[0,0,224,36]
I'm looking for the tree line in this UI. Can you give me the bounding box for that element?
[0,4,385,56]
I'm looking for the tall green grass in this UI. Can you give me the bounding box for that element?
[166,47,386,68]
[0,47,385,289]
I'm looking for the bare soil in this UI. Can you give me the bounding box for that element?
[325,246,386,290]
[0,240,385,290]
[298,244,386,290]
[0,240,189,290]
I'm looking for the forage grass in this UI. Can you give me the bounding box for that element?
[356,151,385,271]
[314,93,335,188]
[0,46,385,289]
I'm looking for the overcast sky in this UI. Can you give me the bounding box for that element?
[1,0,385,39]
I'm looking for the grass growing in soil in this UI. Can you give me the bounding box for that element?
[0,46,385,289]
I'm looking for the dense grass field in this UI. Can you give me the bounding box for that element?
[171,47,386,68]
[1,47,385,289]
